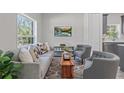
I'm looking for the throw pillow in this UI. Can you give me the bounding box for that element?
[43,43,47,51]
[30,44,41,55]
[19,48,33,63]
[37,43,48,54]
[37,43,43,55]
[29,47,39,62]
[36,42,50,54]
[45,42,50,51]
[41,49,47,54]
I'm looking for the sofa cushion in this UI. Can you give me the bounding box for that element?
[19,48,33,63]
[39,56,51,78]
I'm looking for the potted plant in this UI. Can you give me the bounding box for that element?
[106,30,118,41]
[0,50,22,79]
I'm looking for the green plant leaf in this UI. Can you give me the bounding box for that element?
[13,64,22,69]
[0,62,12,71]
[3,74,12,79]
[0,56,10,63]
[0,52,22,79]
[11,64,22,73]
[3,51,14,59]
[0,50,3,56]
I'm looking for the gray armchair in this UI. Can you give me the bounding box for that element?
[83,51,120,79]
[74,45,91,64]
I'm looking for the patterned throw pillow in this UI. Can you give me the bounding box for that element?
[35,42,50,55]
[44,42,50,51]
[36,43,43,55]
[29,47,39,62]
[30,44,41,55]
[43,43,48,52]
[34,48,40,58]
[36,43,47,54]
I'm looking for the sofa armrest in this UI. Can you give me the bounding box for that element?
[11,61,42,79]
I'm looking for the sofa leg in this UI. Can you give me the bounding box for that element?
[74,56,75,60]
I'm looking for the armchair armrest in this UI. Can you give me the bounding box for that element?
[84,58,93,70]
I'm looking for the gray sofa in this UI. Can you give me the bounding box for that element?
[11,48,54,79]
[83,51,120,79]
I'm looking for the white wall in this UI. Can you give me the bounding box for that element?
[107,13,123,24]
[0,13,102,51]
[0,13,17,51]
[0,13,42,51]
[42,13,84,47]
[42,13,102,50]
[83,13,102,51]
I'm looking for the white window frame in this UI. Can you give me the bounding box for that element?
[16,13,37,48]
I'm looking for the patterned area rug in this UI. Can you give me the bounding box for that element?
[45,57,84,79]
[44,57,124,79]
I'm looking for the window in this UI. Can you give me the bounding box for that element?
[17,14,37,47]
[107,25,117,32]
[106,24,120,38]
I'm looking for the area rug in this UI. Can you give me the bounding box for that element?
[45,57,84,79]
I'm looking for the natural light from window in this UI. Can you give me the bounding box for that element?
[17,14,37,47]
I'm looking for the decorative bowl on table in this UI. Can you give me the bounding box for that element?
[63,51,71,60]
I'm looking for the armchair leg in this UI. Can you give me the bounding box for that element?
[82,59,86,65]
[82,59,84,64]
